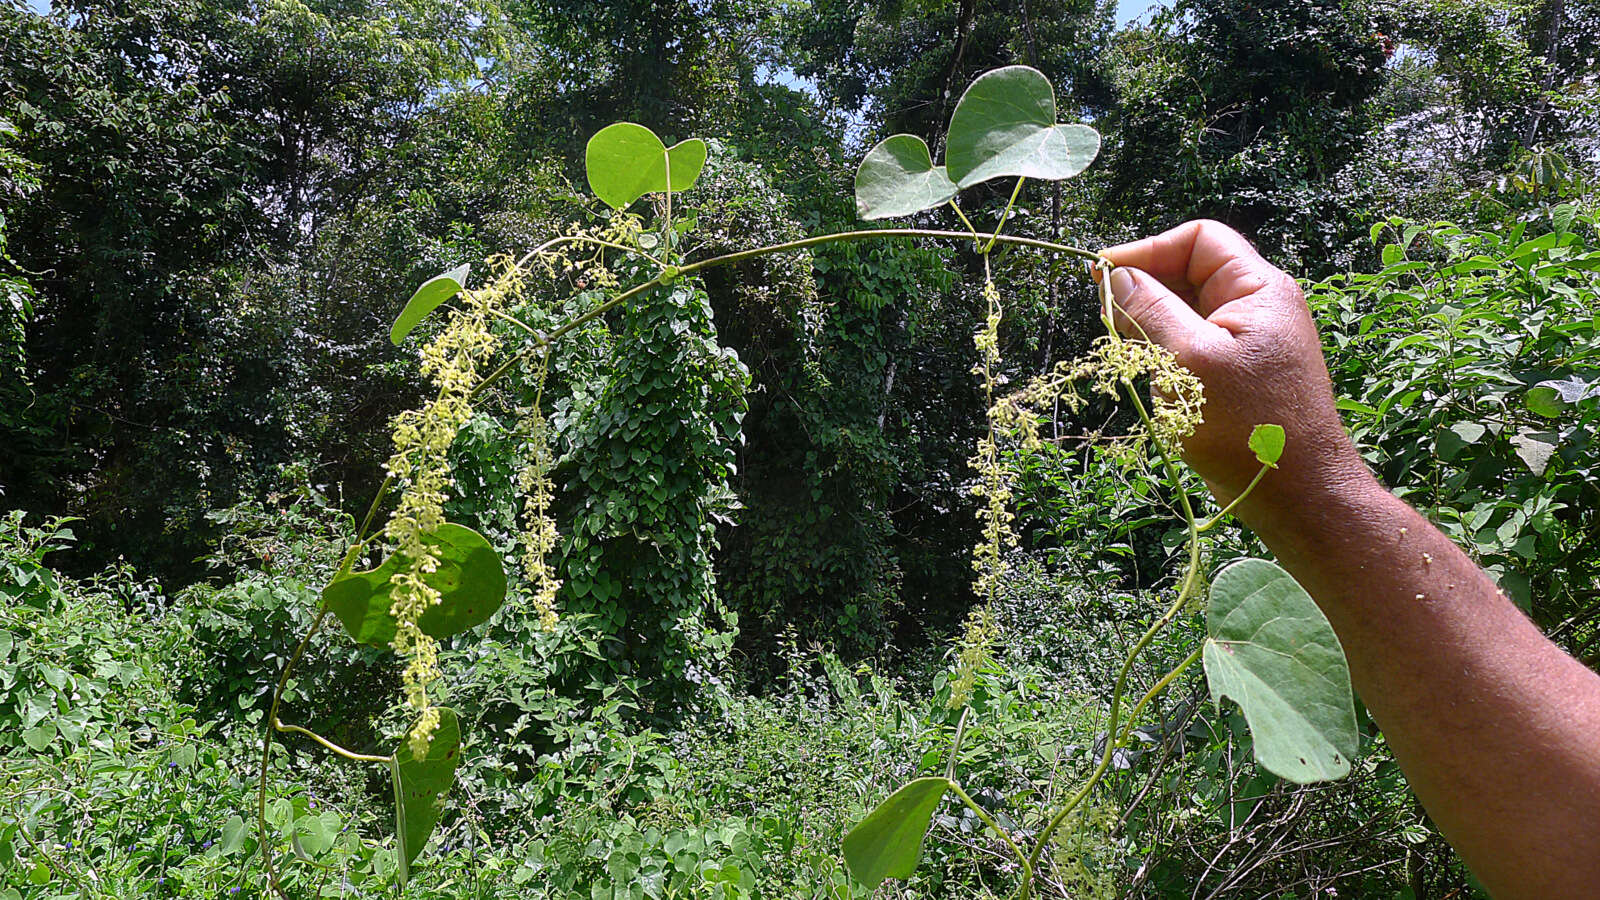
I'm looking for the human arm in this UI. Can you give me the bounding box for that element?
[1102,219,1600,899]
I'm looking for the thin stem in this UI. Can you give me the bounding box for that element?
[391,755,409,887]
[983,177,1027,255]
[946,706,972,782]
[1197,462,1273,533]
[512,233,658,270]
[948,780,1033,884]
[948,201,983,243]
[677,228,1102,275]
[1121,645,1203,733]
[355,476,392,547]
[272,720,392,764]
[256,605,332,898]
[485,306,542,337]
[12,818,88,897]
[1022,582,1194,890]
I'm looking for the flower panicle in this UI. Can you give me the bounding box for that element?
[517,358,562,632]
[952,277,1013,709]
[993,334,1205,455]
[528,214,647,291]
[383,259,523,757]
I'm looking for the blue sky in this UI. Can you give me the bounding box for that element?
[1117,0,1169,26]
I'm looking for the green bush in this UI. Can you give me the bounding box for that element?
[1311,207,1600,655]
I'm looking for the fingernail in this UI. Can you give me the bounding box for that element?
[1109,267,1135,301]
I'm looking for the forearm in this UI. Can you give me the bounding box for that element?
[1244,464,1600,898]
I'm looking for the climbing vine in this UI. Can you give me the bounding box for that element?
[252,65,1359,897]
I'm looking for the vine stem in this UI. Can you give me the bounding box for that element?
[947,201,983,243]
[946,706,972,783]
[1015,269,1207,899]
[256,604,331,897]
[1197,461,1272,533]
[250,222,1103,895]
[272,721,391,764]
[948,780,1034,886]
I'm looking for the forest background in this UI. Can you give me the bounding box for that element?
[3,0,1599,897]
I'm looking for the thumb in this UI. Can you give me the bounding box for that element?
[1107,266,1210,354]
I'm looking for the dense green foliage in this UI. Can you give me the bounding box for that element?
[3,0,1598,896]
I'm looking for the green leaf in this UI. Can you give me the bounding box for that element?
[841,777,950,890]
[392,708,461,881]
[853,134,958,220]
[1542,375,1600,403]
[1435,421,1486,462]
[1525,386,1564,419]
[219,816,247,856]
[22,721,55,752]
[1527,376,1599,420]
[1510,429,1558,475]
[585,122,706,210]
[944,66,1100,189]
[390,264,470,346]
[1553,202,1577,235]
[325,523,506,647]
[293,811,340,858]
[1203,559,1356,784]
[1248,423,1285,467]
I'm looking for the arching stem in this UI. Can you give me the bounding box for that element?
[253,223,1105,896]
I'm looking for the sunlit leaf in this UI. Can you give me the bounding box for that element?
[1203,559,1356,784]
[585,122,706,210]
[1435,421,1486,461]
[392,708,461,882]
[944,66,1099,189]
[1248,423,1285,467]
[854,134,958,220]
[1510,429,1558,475]
[390,264,470,346]
[841,777,950,889]
[325,523,506,646]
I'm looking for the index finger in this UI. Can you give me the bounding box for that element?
[1101,219,1265,303]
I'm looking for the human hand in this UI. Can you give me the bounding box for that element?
[1100,220,1372,522]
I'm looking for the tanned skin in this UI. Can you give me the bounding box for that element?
[1102,220,1600,899]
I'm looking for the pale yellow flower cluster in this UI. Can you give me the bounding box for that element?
[952,278,1015,709]
[948,602,996,710]
[516,359,561,632]
[384,263,519,757]
[993,335,1205,455]
[528,214,645,291]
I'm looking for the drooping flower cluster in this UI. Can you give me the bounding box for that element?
[970,280,1017,603]
[384,261,520,757]
[992,333,1205,456]
[516,357,561,632]
[951,277,1015,710]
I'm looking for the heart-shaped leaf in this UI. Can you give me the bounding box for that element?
[854,134,958,220]
[945,65,1100,189]
[585,122,707,210]
[392,707,461,881]
[841,777,951,890]
[1248,423,1286,467]
[391,264,470,346]
[325,523,506,647]
[1203,558,1356,784]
